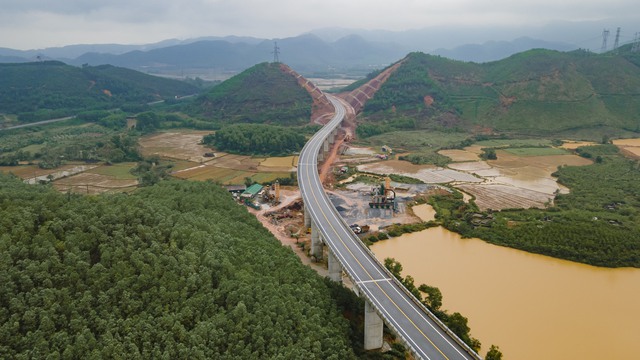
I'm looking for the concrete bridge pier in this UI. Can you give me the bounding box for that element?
[310,222,323,260]
[323,139,329,153]
[364,300,384,350]
[303,206,311,228]
[328,250,343,283]
[318,148,324,161]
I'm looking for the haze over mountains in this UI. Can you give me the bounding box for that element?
[1,19,636,77]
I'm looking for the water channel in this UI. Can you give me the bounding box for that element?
[371,204,640,360]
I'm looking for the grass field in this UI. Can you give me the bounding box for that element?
[86,163,138,180]
[502,147,570,156]
[357,130,470,151]
[475,139,554,148]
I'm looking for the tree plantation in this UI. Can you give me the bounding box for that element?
[0,175,356,359]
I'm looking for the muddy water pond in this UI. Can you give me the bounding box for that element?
[372,207,640,360]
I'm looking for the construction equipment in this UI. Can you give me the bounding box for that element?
[369,177,396,210]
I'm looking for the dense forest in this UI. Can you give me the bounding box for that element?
[0,62,199,122]
[189,62,313,126]
[0,175,358,359]
[430,145,640,268]
[204,123,307,156]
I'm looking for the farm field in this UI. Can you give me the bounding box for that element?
[353,142,592,210]
[139,130,212,162]
[613,138,640,159]
[54,173,138,194]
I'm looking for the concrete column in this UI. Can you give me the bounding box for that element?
[328,250,342,283]
[311,222,323,260]
[318,149,324,161]
[364,301,384,350]
[323,139,329,153]
[304,206,311,228]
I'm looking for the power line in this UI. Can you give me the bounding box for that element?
[272,41,280,63]
[601,29,610,53]
[632,32,640,53]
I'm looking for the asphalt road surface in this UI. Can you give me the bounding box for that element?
[297,95,480,360]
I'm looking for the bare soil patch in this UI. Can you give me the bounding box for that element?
[457,183,551,210]
[257,156,298,172]
[53,173,138,194]
[139,130,212,162]
[561,140,596,150]
[358,160,482,184]
[439,149,480,162]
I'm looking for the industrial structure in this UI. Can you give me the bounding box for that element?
[369,176,396,210]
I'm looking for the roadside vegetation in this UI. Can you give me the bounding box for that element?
[384,258,502,359]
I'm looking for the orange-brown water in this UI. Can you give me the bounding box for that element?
[371,224,640,360]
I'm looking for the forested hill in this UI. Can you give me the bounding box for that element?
[0,61,199,116]
[0,174,356,359]
[188,62,314,126]
[360,48,640,135]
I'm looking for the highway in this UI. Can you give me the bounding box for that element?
[297,95,480,360]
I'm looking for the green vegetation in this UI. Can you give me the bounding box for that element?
[362,53,457,130]
[383,222,437,238]
[479,148,497,160]
[87,163,138,180]
[189,62,313,126]
[0,61,199,123]
[356,130,470,166]
[340,68,385,93]
[431,145,640,267]
[0,123,140,167]
[359,50,640,138]
[203,123,306,156]
[502,147,569,156]
[0,175,357,359]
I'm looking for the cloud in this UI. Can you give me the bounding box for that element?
[0,0,637,49]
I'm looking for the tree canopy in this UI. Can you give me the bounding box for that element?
[205,123,306,156]
[0,175,355,359]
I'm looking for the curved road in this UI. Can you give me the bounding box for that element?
[298,95,480,360]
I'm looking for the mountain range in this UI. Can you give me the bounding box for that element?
[2,23,621,78]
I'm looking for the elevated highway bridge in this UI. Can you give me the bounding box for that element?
[298,95,481,360]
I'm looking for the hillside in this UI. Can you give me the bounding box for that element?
[358,49,640,137]
[0,174,357,359]
[189,62,315,126]
[67,34,404,75]
[0,61,199,118]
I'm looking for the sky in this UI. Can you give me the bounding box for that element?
[0,0,637,50]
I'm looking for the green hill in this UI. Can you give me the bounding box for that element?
[0,174,357,359]
[0,61,199,119]
[190,62,313,126]
[360,49,640,136]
